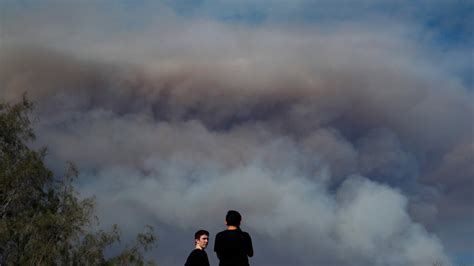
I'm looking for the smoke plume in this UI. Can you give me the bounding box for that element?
[1,2,472,265]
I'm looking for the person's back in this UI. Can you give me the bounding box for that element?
[214,210,254,266]
[214,229,253,266]
[185,249,209,266]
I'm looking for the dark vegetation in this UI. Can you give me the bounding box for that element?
[0,96,156,265]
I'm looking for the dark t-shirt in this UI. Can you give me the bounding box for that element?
[184,249,210,266]
[214,229,254,266]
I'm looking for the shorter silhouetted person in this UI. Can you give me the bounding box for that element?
[214,210,254,266]
[185,229,210,266]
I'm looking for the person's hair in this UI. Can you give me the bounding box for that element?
[225,210,242,227]
[194,229,209,241]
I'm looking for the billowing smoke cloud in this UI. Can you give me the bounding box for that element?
[1,1,472,265]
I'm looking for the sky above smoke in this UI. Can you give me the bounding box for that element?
[1,1,473,265]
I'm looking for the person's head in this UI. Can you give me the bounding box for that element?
[225,210,242,227]
[194,229,209,250]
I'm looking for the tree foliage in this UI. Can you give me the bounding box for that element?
[0,96,156,265]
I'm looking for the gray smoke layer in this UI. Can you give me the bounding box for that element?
[1,4,472,266]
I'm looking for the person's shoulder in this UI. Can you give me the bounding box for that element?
[196,249,207,255]
[189,249,206,256]
[188,249,200,256]
[241,230,252,238]
[216,230,226,237]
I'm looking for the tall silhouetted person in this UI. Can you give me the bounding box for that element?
[185,229,210,266]
[214,210,254,266]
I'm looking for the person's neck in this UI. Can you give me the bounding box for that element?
[227,225,239,230]
[195,244,203,250]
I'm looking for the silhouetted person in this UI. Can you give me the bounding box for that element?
[185,229,210,266]
[214,210,254,266]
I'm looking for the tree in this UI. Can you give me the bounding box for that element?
[0,96,156,265]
